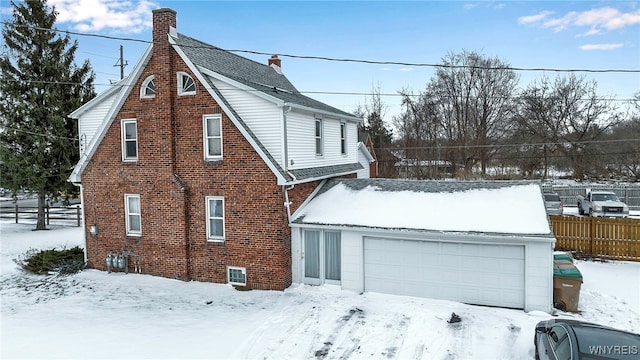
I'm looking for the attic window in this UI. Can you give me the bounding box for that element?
[177,72,196,95]
[140,75,155,98]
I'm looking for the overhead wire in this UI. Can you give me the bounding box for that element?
[2,21,640,73]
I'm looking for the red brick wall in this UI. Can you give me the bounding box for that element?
[81,9,320,290]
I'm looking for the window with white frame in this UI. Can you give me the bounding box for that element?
[315,116,323,156]
[340,122,347,155]
[140,75,155,98]
[227,266,246,286]
[140,75,156,99]
[121,119,138,161]
[124,194,141,236]
[206,196,225,241]
[177,71,196,95]
[203,114,222,159]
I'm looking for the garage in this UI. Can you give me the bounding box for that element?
[364,237,525,309]
[291,178,555,313]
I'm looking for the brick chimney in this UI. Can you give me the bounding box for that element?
[153,8,177,45]
[268,54,281,68]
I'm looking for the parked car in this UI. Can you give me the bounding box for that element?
[544,192,563,215]
[534,318,640,360]
[577,190,629,218]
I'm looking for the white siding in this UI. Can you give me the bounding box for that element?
[292,227,553,313]
[78,92,118,155]
[287,111,358,170]
[210,78,283,165]
[357,146,371,178]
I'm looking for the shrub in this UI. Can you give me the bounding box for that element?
[15,246,85,275]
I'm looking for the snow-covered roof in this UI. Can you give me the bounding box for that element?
[292,178,552,235]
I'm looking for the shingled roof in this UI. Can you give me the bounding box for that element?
[174,34,357,119]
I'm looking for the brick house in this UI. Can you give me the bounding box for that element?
[69,8,363,290]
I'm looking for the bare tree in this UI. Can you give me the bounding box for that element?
[394,89,443,178]
[427,50,518,177]
[355,84,396,177]
[513,75,621,179]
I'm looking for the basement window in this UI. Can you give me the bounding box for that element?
[140,75,155,98]
[177,71,196,95]
[227,266,246,286]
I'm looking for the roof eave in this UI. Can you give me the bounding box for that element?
[67,44,154,184]
[286,102,363,123]
[170,37,290,185]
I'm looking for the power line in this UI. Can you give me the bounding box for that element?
[382,138,640,151]
[2,126,79,141]
[2,78,637,103]
[2,21,640,74]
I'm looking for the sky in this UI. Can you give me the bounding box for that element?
[1,0,639,121]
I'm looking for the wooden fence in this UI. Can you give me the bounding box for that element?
[0,205,82,226]
[549,215,640,261]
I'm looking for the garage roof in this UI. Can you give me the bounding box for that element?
[292,178,552,235]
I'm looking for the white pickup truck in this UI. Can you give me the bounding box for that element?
[577,190,629,218]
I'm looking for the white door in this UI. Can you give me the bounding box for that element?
[303,230,341,285]
[364,237,525,309]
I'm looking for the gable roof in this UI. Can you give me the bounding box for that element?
[292,178,552,236]
[174,34,361,121]
[69,26,363,185]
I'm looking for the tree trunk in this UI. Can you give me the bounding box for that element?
[35,191,47,230]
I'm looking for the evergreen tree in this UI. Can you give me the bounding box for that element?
[0,0,95,230]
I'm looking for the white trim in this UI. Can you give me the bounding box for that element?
[340,122,347,156]
[177,71,196,96]
[286,102,364,123]
[68,44,154,184]
[124,194,141,236]
[121,119,138,162]
[205,196,225,242]
[169,39,289,185]
[198,66,286,107]
[227,266,247,286]
[357,142,375,162]
[203,114,223,160]
[315,115,324,157]
[140,75,155,99]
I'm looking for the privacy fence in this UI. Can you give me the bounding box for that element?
[0,205,82,226]
[549,215,640,262]
[542,183,640,211]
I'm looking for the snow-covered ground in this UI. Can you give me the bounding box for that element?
[1,221,639,360]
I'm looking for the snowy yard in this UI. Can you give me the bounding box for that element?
[1,221,639,360]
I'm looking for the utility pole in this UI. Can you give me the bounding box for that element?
[113,45,128,80]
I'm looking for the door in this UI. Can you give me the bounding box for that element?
[303,230,341,285]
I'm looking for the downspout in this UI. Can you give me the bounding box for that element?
[282,104,296,223]
[174,174,191,280]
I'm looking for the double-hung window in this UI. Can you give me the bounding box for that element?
[206,196,225,241]
[203,114,222,160]
[124,194,141,236]
[121,119,138,161]
[315,116,323,156]
[340,123,347,155]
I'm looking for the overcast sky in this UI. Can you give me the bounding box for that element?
[2,0,639,120]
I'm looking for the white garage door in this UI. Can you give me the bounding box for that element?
[364,237,525,309]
